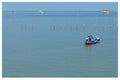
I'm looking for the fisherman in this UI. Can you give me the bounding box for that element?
[88,35,94,41]
[85,38,88,41]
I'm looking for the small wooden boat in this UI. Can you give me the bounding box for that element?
[85,36,100,45]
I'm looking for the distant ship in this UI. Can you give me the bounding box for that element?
[38,10,44,14]
[103,9,109,15]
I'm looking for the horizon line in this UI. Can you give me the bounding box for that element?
[2,10,118,12]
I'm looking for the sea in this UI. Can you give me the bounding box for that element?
[2,11,118,77]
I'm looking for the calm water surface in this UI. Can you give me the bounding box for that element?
[2,11,118,77]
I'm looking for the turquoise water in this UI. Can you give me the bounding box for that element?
[2,11,118,77]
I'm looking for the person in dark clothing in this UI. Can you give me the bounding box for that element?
[88,35,93,41]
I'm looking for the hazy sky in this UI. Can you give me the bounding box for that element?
[2,2,118,11]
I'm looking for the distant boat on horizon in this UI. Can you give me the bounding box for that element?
[38,10,44,14]
[102,9,109,15]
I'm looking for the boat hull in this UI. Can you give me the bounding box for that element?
[93,39,100,44]
[85,39,100,45]
[85,41,93,45]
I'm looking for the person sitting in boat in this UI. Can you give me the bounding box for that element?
[85,38,88,41]
[88,35,94,41]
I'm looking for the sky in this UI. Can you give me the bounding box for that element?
[2,2,118,11]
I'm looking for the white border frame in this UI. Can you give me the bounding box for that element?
[0,0,119,80]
